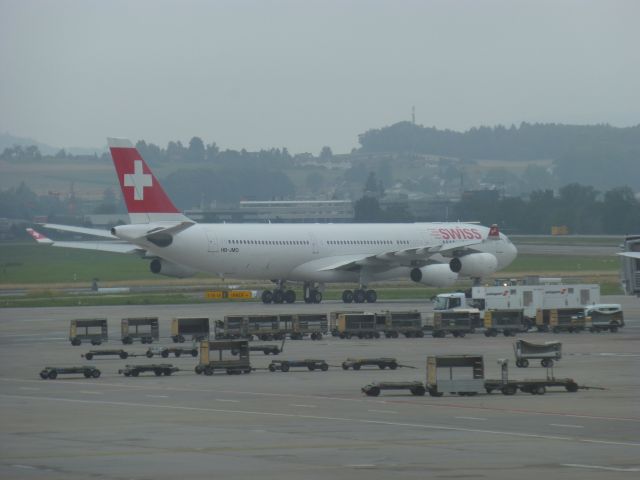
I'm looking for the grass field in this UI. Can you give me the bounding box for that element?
[0,242,623,307]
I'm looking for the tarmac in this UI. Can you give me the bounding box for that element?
[0,296,639,479]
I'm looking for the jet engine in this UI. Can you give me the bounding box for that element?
[449,253,498,277]
[149,258,197,278]
[410,264,458,287]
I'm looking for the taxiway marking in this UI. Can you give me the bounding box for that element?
[562,463,640,472]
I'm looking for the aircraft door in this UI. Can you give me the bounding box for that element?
[205,230,218,253]
[309,233,319,254]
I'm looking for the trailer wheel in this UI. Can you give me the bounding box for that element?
[416,331,424,338]
[484,331,492,337]
[204,367,213,376]
[341,363,349,370]
[353,364,361,371]
[85,353,93,360]
[501,385,517,395]
[174,351,181,358]
[308,365,316,371]
[163,369,172,376]
[131,370,139,377]
[428,388,443,397]
[366,386,380,397]
[541,359,553,368]
[281,363,290,373]
[124,371,131,377]
[177,335,185,343]
[190,349,198,357]
[452,331,459,338]
[92,369,101,378]
[379,364,386,369]
[268,364,276,372]
[522,359,529,368]
[411,386,426,396]
[566,382,578,392]
[71,338,81,346]
[534,385,546,395]
[84,371,91,378]
[389,363,398,370]
[610,325,618,333]
[485,387,494,394]
[39,370,49,379]
[321,363,328,371]
[194,365,203,374]
[120,352,128,359]
[458,332,466,338]
[48,370,58,379]
[122,336,132,345]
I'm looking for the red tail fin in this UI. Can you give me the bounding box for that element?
[108,138,188,224]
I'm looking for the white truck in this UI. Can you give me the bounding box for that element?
[434,283,601,330]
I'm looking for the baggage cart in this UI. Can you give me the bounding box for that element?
[426,311,474,338]
[40,366,101,379]
[483,309,525,337]
[426,355,485,396]
[171,317,210,343]
[268,359,328,372]
[329,310,364,336]
[342,357,399,370]
[484,359,579,395]
[69,318,108,346]
[362,381,426,397]
[513,339,562,368]
[145,346,198,358]
[195,340,252,375]
[119,364,179,377]
[335,313,383,339]
[585,304,624,332]
[82,349,132,360]
[549,308,587,333]
[379,311,424,338]
[247,314,286,340]
[121,317,159,344]
[289,313,327,340]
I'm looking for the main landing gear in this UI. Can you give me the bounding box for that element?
[261,288,296,304]
[342,288,377,304]
[303,282,322,304]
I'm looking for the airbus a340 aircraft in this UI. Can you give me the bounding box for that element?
[33,138,517,304]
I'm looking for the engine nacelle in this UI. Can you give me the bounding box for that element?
[410,264,458,287]
[150,258,197,278]
[449,253,498,277]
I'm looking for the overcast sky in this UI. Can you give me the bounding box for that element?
[1,0,638,154]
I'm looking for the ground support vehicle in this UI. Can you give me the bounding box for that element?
[288,313,327,340]
[82,349,137,360]
[341,357,399,370]
[548,308,587,333]
[69,318,108,346]
[145,346,198,358]
[335,313,383,339]
[119,364,179,377]
[171,317,210,343]
[195,340,252,375]
[40,366,101,379]
[514,340,561,368]
[216,315,290,340]
[268,359,328,372]
[426,355,485,397]
[121,317,159,344]
[483,309,525,337]
[425,311,474,338]
[585,304,624,332]
[362,381,426,397]
[378,311,424,338]
[247,344,282,355]
[619,235,640,296]
[329,311,364,336]
[484,359,578,395]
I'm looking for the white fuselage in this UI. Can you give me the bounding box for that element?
[118,222,517,283]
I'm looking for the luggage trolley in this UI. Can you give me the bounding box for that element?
[513,339,562,368]
[69,318,108,346]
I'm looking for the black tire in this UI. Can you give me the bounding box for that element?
[541,359,553,368]
[416,330,424,338]
[312,290,322,304]
[515,359,523,368]
[341,363,349,370]
[154,369,162,376]
[366,386,380,397]
[522,359,529,368]
[161,351,169,358]
[124,371,131,377]
[85,353,93,360]
[120,352,128,359]
[174,351,181,358]
[194,365,203,374]
[284,289,296,304]
[272,290,284,304]
[39,370,49,379]
[610,325,618,333]
[353,289,366,304]
[261,290,273,304]
[342,290,354,303]
[378,364,385,369]
[281,363,290,372]
[484,331,491,337]
[353,364,361,371]
[365,289,377,303]
[191,349,198,357]
[92,369,101,378]
[411,386,426,396]
[534,385,546,395]
[321,363,328,371]
[458,332,466,338]
[566,382,579,392]
[164,369,172,376]
[501,385,517,395]
[177,335,185,343]
[389,363,398,370]
[428,388,443,397]
[146,351,154,358]
[131,370,139,377]
[308,365,316,371]
[84,371,91,378]
[269,364,276,372]
[204,367,213,376]
[71,338,81,346]
[122,337,132,345]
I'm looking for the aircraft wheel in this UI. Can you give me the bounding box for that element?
[284,289,296,304]
[312,290,322,304]
[353,289,366,303]
[365,289,377,303]
[273,289,284,304]
[261,290,273,304]
[342,290,354,303]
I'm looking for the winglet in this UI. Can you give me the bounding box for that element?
[26,228,54,244]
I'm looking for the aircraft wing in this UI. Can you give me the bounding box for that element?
[26,228,146,255]
[40,223,116,239]
[618,252,640,259]
[318,239,482,272]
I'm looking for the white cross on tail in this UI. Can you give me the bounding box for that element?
[124,160,152,200]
